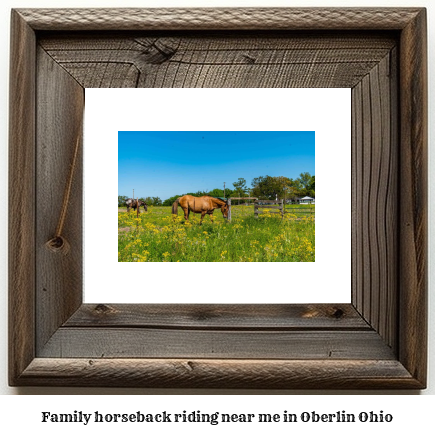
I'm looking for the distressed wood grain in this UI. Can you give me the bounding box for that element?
[35,47,84,353]
[39,33,396,89]
[398,8,428,386]
[39,329,395,360]
[351,51,398,351]
[8,9,36,386]
[16,8,422,31]
[65,304,369,329]
[18,358,420,389]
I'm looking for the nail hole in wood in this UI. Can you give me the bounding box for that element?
[332,308,344,319]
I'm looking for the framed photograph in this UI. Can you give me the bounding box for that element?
[86,88,349,304]
[9,8,427,388]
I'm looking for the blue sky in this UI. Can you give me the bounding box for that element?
[118,131,314,200]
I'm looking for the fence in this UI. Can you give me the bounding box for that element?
[227,197,257,222]
[284,204,315,217]
[227,198,314,222]
[254,199,284,218]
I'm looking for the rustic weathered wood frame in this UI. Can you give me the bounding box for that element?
[9,8,427,388]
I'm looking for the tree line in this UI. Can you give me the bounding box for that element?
[118,172,314,207]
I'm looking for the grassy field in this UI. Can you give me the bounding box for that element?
[118,204,314,262]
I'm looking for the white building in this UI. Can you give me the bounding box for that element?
[299,196,315,205]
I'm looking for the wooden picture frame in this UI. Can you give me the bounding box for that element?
[9,8,427,389]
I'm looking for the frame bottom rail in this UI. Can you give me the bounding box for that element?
[14,358,422,389]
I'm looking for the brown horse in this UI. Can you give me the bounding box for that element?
[125,198,147,213]
[172,195,229,224]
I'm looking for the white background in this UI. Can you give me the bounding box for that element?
[85,88,351,304]
[0,0,434,408]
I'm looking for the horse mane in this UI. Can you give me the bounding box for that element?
[209,196,228,205]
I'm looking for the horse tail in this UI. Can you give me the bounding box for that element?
[172,198,180,214]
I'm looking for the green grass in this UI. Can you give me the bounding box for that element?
[118,205,314,262]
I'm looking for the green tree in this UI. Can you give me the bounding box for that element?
[295,172,315,197]
[309,175,315,197]
[152,196,162,206]
[162,195,182,206]
[185,190,209,197]
[141,196,163,206]
[251,175,292,200]
[251,176,269,199]
[232,178,247,204]
[299,172,312,189]
[207,188,233,199]
[208,188,224,197]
